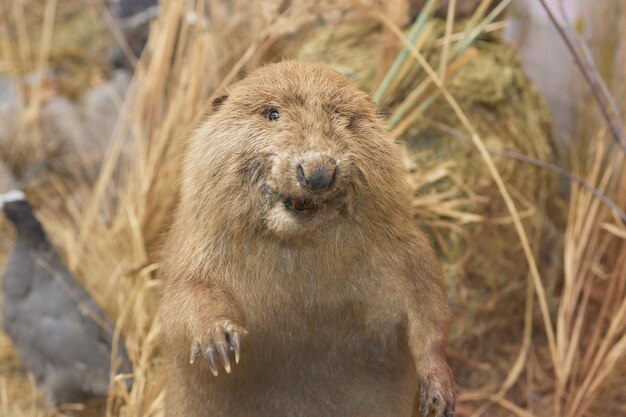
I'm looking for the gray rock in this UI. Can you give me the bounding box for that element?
[0,71,132,186]
[0,190,132,406]
[81,70,131,152]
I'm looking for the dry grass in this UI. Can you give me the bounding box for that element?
[0,1,624,416]
[555,133,626,417]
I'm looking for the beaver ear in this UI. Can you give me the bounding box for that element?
[212,93,229,111]
[208,90,229,114]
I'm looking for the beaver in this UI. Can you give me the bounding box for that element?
[159,61,454,417]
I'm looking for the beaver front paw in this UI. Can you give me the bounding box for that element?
[418,373,455,417]
[189,319,248,376]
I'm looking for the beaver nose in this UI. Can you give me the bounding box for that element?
[296,156,338,191]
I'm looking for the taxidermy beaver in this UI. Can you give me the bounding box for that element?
[159,60,455,417]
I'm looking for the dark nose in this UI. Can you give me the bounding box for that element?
[296,156,338,191]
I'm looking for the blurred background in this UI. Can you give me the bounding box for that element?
[0,0,624,416]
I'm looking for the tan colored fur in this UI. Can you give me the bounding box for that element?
[159,61,454,417]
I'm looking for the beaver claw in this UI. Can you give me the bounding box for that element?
[190,319,247,376]
[418,379,455,417]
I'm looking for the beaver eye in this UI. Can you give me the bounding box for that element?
[265,108,280,121]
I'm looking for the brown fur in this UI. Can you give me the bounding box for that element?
[159,61,454,417]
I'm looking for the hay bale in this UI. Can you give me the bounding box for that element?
[298,17,558,284]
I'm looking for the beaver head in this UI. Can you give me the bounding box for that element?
[181,61,408,243]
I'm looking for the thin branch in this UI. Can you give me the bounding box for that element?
[493,149,626,224]
[536,0,626,154]
[553,2,624,146]
[429,120,626,224]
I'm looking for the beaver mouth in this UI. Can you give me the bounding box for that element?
[283,197,319,213]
